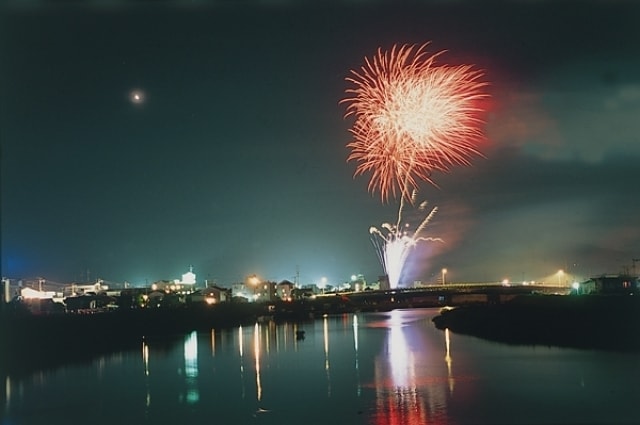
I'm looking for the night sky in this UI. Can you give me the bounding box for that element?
[2,1,639,287]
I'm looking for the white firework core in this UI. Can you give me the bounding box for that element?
[370,192,440,289]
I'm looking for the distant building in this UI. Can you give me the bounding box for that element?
[575,279,596,295]
[231,282,250,300]
[151,280,189,293]
[349,274,367,292]
[291,286,316,300]
[147,291,166,308]
[187,286,230,305]
[256,281,277,302]
[149,266,198,295]
[378,275,390,291]
[206,286,230,303]
[19,287,55,299]
[276,280,295,301]
[578,275,637,295]
[151,280,173,290]
[181,265,197,285]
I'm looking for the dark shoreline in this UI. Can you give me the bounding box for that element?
[432,295,640,352]
[3,293,637,377]
[0,303,274,376]
[0,297,358,376]
[0,288,450,376]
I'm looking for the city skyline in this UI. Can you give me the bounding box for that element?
[2,1,639,286]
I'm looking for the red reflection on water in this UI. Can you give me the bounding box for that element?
[371,310,452,425]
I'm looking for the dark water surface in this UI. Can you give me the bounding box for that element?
[2,308,639,424]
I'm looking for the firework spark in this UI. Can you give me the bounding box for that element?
[342,43,488,201]
[369,192,441,289]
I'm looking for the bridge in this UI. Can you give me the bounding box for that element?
[321,283,571,309]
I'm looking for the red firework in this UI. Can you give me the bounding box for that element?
[342,43,488,201]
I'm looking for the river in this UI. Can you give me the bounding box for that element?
[2,308,638,424]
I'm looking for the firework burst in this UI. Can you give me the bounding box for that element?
[342,43,488,201]
[369,191,441,289]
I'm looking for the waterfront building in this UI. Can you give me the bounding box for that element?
[230,282,250,300]
[256,281,277,302]
[239,275,277,302]
[577,275,638,295]
[276,280,295,301]
[187,286,230,305]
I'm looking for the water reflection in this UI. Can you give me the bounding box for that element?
[183,331,199,404]
[4,375,11,412]
[353,314,361,396]
[323,315,331,397]
[142,339,151,408]
[0,311,451,424]
[4,309,639,425]
[238,325,245,399]
[253,322,262,401]
[373,310,427,425]
[142,339,150,376]
[445,328,455,394]
[371,309,449,425]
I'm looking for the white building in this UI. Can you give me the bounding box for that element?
[181,265,197,285]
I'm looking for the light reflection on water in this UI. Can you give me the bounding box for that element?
[323,315,331,397]
[253,322,262,402]
[183,331,199,404]
[371,309,447,425]
[3,308,639,425]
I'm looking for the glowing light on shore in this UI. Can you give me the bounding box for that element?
[343,43,488,201]
[369,191,441,288]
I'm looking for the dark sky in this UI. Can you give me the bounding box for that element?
[2,0,639,287]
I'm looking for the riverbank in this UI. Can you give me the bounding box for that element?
[0,297,357,375]
[5,292,635,376]
[0,303,261,375]
[0,288,435,371]
[432,294,640,351]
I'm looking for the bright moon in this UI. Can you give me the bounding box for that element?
[129,90,145,104]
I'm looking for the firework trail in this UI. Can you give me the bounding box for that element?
[342,43,488,202]
[369,191,441,289]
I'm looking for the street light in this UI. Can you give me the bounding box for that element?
[249,275,260,301]
[442,268,447,285]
